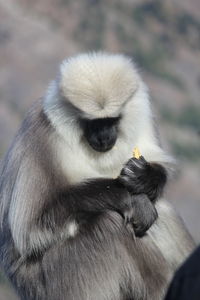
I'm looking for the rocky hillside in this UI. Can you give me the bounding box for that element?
[0,0,200,298]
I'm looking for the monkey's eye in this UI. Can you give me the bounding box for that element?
[81,116,121,128]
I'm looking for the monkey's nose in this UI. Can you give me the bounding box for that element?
[90,134,116,152]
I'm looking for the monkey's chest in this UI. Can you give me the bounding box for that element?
[57,140,132,184]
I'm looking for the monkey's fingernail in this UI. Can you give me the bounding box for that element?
[133,147,141,159]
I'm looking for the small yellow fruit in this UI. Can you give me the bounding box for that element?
[133,147,141,159]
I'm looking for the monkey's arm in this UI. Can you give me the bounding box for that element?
[34,177,157,257]
[41,178,158,237]
[7,165,157,257]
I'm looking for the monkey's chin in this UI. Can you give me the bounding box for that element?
[89,143,115,153]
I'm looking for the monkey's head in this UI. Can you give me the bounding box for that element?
[45,52,144,153]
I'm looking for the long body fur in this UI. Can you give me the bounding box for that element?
[0,52,194,300]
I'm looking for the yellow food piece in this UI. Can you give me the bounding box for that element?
[133,147,141,159]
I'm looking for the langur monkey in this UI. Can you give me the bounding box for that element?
[0,52,194,300]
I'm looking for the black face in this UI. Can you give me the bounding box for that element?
[81,117,120,152]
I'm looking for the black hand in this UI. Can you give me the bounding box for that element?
[119,156,167,202]
[129,194,158,237]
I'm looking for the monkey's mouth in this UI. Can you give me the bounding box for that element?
[87,138,116,153]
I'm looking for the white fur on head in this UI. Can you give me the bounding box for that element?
[59,52,139,118]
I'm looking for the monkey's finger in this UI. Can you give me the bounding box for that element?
[131,156,147,164]
[123,208,134,226]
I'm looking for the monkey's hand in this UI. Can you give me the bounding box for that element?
[119,156,167,202]
[127,194,158,237]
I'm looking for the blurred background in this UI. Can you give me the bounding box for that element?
[0,0,200,298]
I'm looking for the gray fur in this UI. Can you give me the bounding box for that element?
[0,53,195,300]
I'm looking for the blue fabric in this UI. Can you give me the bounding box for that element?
[165,246,200,300]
